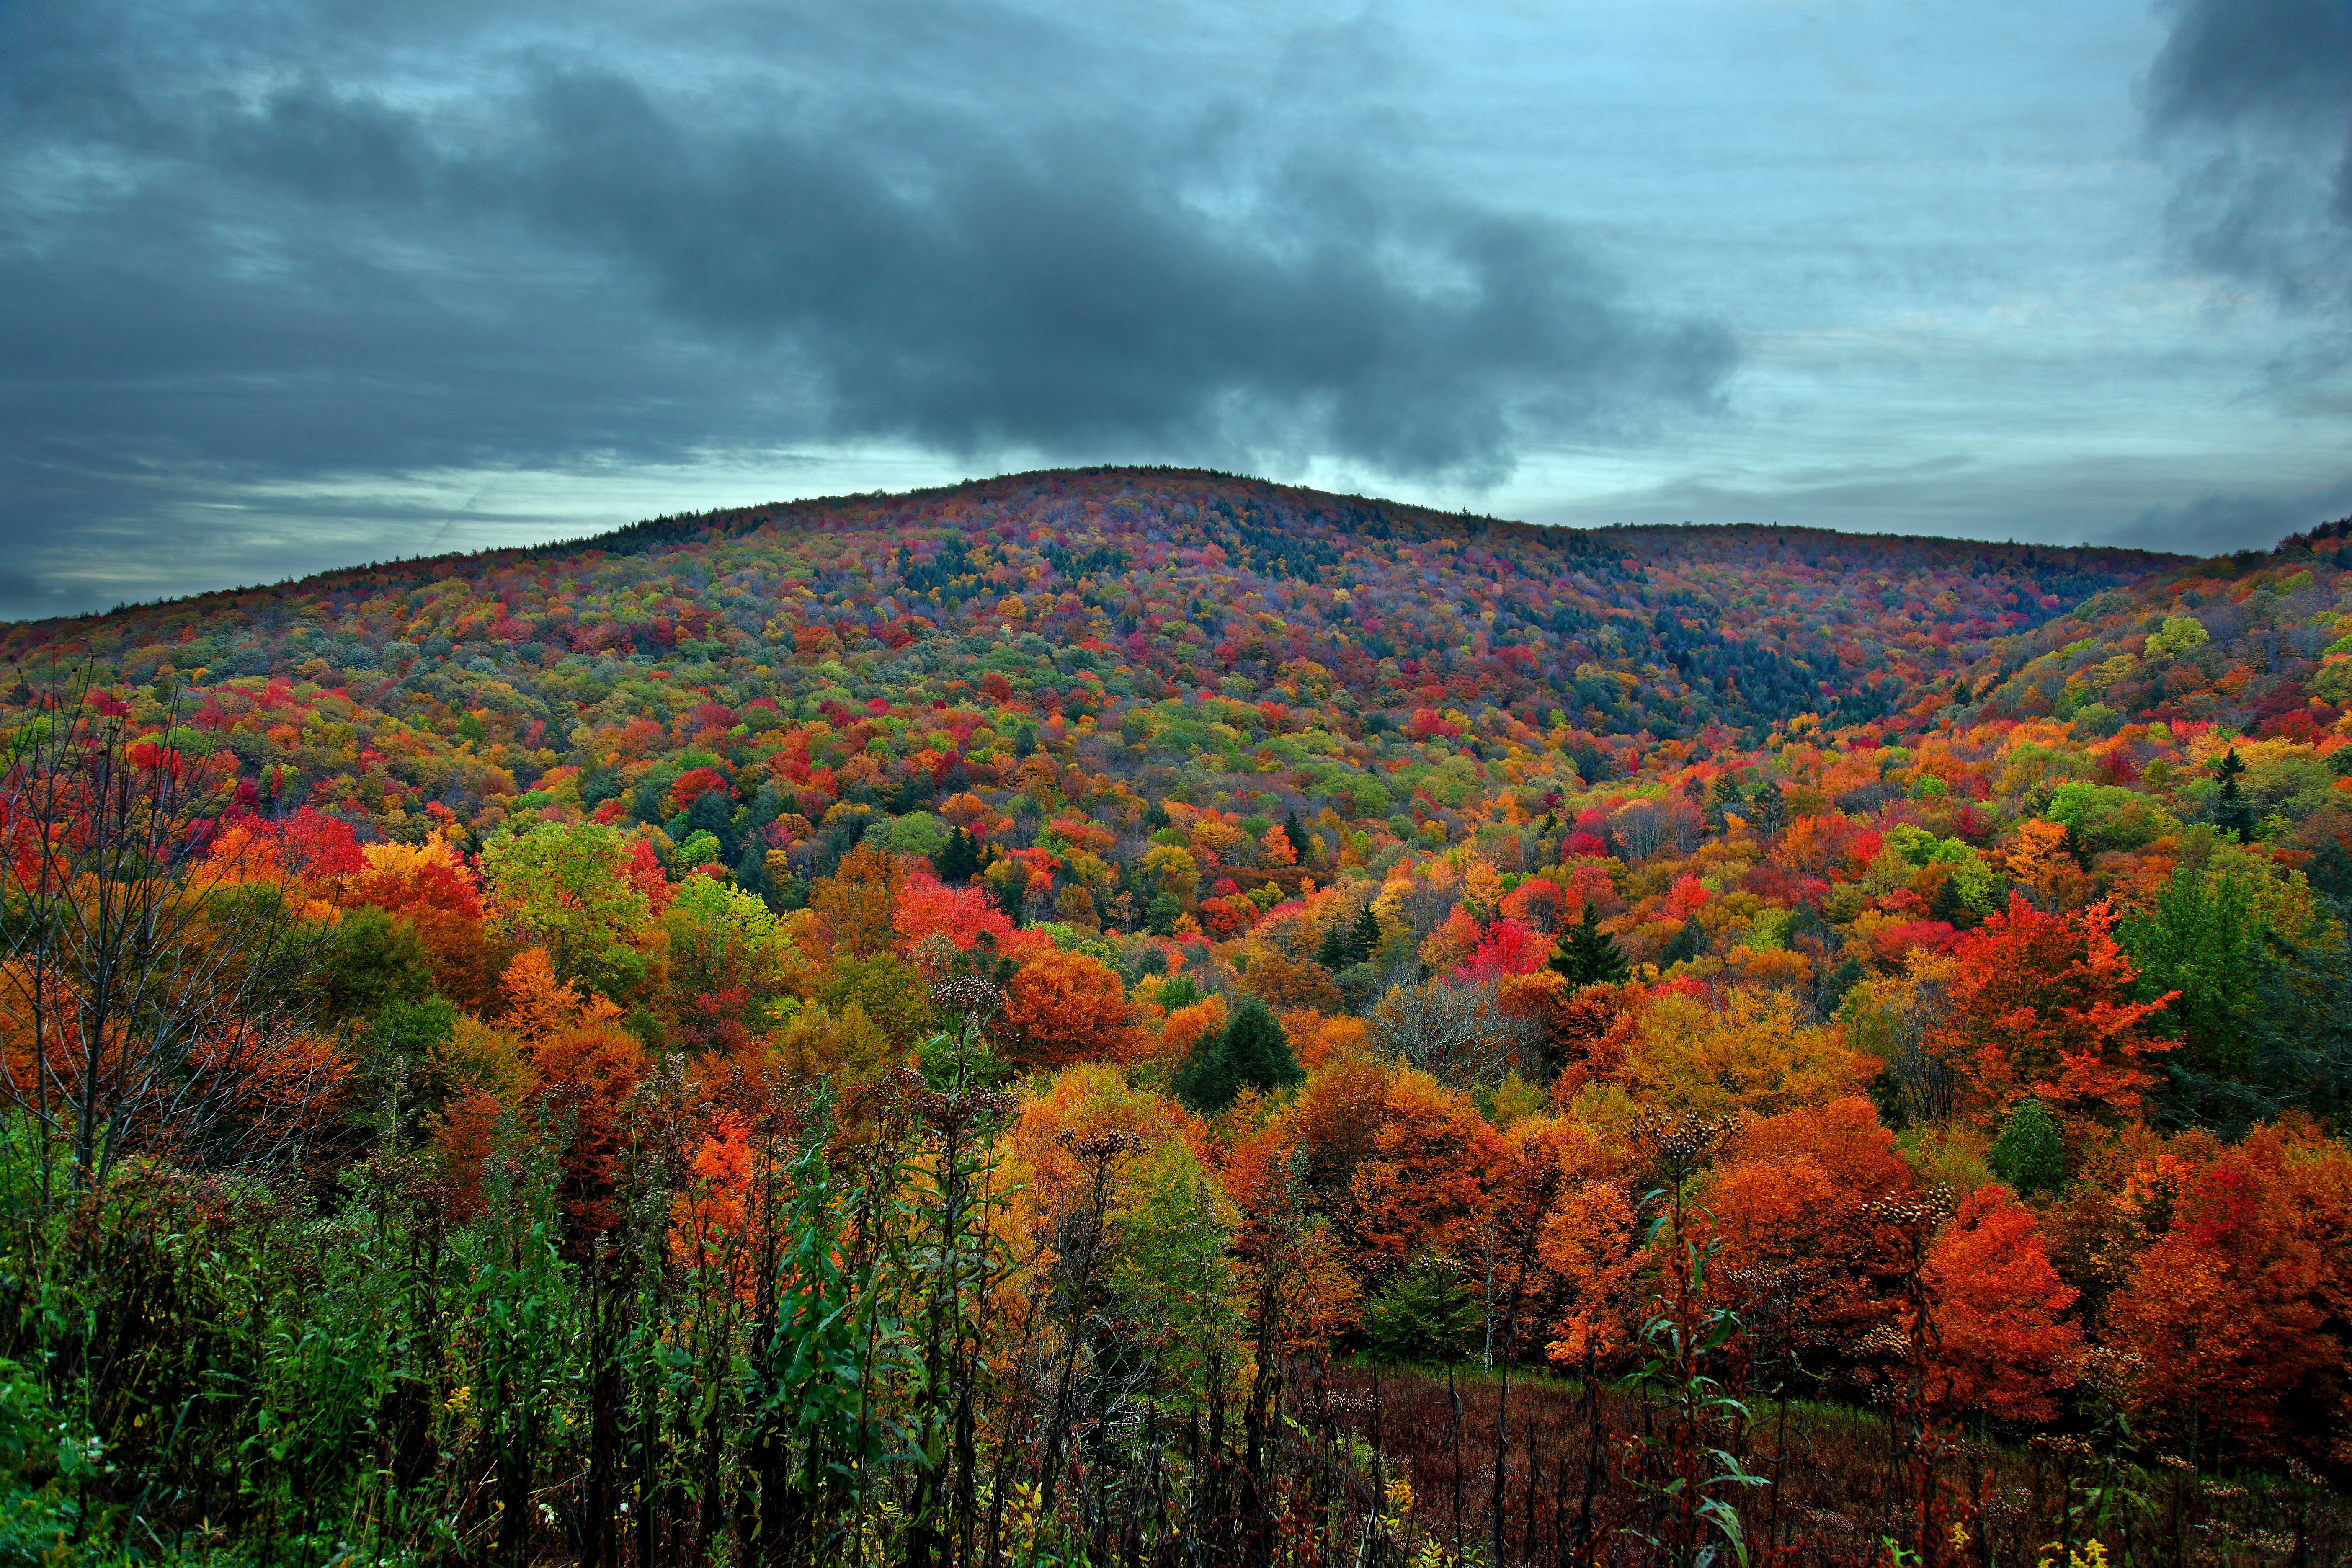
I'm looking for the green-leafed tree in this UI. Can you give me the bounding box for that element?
[936,826,982,885]
[1548,901,1628,988]
[1173,997,1299,1113]
[2213,746,2254,839]
[1988,1096,2067,1194]
[480,820,655,1001]
[1364,1261,1483,1364]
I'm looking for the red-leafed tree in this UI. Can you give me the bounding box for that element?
[1919,1184,2081,1423]
[1939,892,2175,1119]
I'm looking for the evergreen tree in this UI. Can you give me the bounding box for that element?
[2156,912,2352,1133]
[1221,998,1302,1093]
[1929,874,1969,928]
[1283,809,1307,863]
[1146,892,1181,937]
[1171,1034,1235,1114]
[1548,901,1628,988]
[1172,998,1300,1113]
[1658,918,1705,968]
[1818,956,1866,1016]
[1364,1261,1483,1364]
[1704,773,1747,833]
[936,827,982,885]
[733,838,770,900]
[1988,1096,2067,1194]
[2213,746,2255,839]
[2245,916,2352,1126]
[1315,926,1346,970]
[1347,904,1383,966]
[2120,854,2263,1081]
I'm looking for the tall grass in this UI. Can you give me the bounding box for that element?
[0,1072,2343,1567]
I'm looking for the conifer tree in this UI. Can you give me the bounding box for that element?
[1548,901,1628,988]
[1347,904,1383,966]
[1221,998,1302,1093]
[2213,746,2254,839]
[936,827,981,885]
[1988,1096,2067,1194]
[1173,998,1299,1112]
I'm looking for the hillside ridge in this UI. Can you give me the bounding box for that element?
[9,464,2184,636]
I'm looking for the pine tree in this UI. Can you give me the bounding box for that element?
[1548,901,1628,988]
[1315,926,1346,970]
[1347,904,1383,966]
[936,827,981,884]
[1172,1032,1235,1113]
[2213,746,2254,839]
[1222,998,1302,1092]
[1283,810,1307,864]
[1988,1096,2067,1195]
[1173,998,1300,1113]
[1704,774,1746,833]
[1930,873,1969,928]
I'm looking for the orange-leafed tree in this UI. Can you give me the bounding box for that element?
[1535,1177,1641,1368]
[1237,948,1342,1013]
[1279,1010,1367,1073]
[1342,1069,1512,1271]
[2006,818,2093,910]
[338,829,507,1011]
[1919,1184,2082,1423]
[523,1019,650,1240]
[498,945,623,1042]
[1226,1052,1393,1218]
[1940,892,2175,1119]
[1,677,345,1191]
[2104,1122,2352,1462]
[1543,980,1646,1101]
[1703,1098,1919,1355]
[995,948,1140,1070]
[811,844,908,959]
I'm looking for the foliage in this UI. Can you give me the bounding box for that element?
[3,482,2352,1562]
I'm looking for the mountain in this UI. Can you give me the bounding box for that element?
[1,467,2200,873]
[10,471,2352,1551]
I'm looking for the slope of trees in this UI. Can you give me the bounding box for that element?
[2,476,2349,1564]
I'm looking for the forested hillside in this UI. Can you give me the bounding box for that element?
[4,470,2349,1565]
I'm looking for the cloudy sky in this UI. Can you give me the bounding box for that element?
[3,0,2349,620]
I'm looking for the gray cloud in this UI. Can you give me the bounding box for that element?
[0,567,54,623]
[0,0,1733,612]
[2146,0,2352,311]
[2116,471,2352,556]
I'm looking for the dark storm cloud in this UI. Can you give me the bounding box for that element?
[2118,471,2352,556]
[0,0,1733,608]
[2146,0,2352,310]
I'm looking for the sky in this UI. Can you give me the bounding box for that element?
[2,0,2349,621]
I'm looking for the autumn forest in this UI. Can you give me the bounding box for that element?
[3,467,2349,1567]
